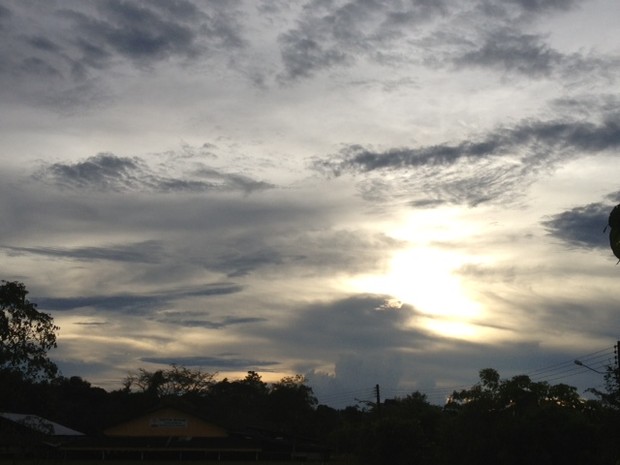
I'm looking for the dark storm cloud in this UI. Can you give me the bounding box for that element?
[37,153,274,194]
[35,283,243,313]
[313,114,620,206]
[317,116,620,174]
[276,0,447,81]
[140,355,279,370]
[59,0,244,65]
[40,153,142,191]
[259,295,431,354]
[454,29,563,77]
[0,240,163,263]
[0,0,246,103]
[273,0,599,82]
[542,192,620,249]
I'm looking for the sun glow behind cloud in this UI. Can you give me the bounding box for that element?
[350,247,485,339]
[348,210,496,341]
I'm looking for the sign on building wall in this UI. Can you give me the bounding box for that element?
[149,417,188,428]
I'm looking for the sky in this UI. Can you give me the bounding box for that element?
[1,0,620,408]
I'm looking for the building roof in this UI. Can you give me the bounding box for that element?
[103,405,228,438]
[0,412,84,436]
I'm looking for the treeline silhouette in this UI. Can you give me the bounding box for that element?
[2,365,620,464]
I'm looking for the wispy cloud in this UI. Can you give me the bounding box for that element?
[319,116,620,173]
[36,283,244,313]
[140,355,280,370]
[36,153,274,194]
[153,310,266,329]
[0,240,164,263]
[314,114,620,206]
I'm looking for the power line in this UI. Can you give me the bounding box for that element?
[313,344,618,407]
[315,387,377,406]
[528,346,615,383]
[527,346,613,377]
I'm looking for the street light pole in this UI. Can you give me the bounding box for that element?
[574,359,606,375]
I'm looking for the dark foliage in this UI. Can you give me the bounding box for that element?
[0,280,58,380]
[2,366,620,464]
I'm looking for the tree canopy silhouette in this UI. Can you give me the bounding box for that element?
[0,280,58,381]
[607,203,620,261]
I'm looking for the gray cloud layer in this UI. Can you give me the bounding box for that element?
[0,240,164,263]
[543,191,620,249]
[140,355,279,370]
[36,284,244,314]
[36,153,274,194]
[314,113,620,206]
[2,0,619,405]
[2,0,616,110]
[4,0,244,75]
[320,116,620,173]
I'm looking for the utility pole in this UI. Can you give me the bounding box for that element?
[375,384,381,415]
[615,340,620,382]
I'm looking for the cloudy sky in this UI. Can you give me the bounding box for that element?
[2,0,620,407]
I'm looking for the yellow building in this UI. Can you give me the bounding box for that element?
[63,404,261,461]
[103,406,228,438]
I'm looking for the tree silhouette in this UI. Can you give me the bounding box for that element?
[0,280,58,381]
[123,364,216,398]
[444,368,600,465]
